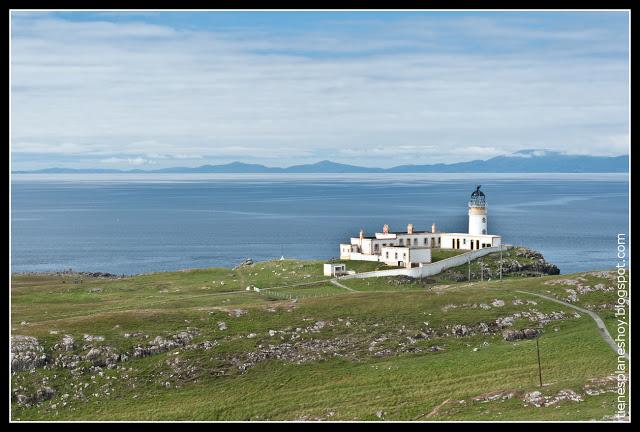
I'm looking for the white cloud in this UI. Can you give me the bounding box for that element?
[101,157,156,166]
[10,13,630,168]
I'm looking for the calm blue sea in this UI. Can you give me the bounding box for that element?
[10,173,629,275]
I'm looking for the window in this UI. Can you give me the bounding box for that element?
[482,229,487,235]
[395,253,398,259]
[482,217,486,223]
[399,239,404,245]
[463,239,466,244]
[385,252,389,258]
[403,253,406,258]
[424,238,427,245]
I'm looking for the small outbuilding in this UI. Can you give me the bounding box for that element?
[324,263,346,277]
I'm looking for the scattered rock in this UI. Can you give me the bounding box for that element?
[523,389,583,407]
[228,309,247,318]
[123,332,146,339]
[310,321,326,332]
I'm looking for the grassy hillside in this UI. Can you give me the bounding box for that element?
[11,256,627,421]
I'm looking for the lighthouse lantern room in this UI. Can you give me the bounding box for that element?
[468,185,488,235]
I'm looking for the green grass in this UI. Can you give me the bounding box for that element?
[430,248,467,262]
[11,259,627,421]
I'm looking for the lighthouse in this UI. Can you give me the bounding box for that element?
[468,185,488,235]
[339,184,502,261]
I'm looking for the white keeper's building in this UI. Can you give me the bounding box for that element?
[339,185,502,268]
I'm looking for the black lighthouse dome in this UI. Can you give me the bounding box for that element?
[469,185,486,207]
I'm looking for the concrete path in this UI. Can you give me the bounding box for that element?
[516,290,628,361]
[330,278,357,292]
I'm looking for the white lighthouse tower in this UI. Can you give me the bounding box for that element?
[468,185,488,235]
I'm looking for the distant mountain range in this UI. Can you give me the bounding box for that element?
[13,149,629,174]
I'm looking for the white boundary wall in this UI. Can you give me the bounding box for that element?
[339,245,512,280]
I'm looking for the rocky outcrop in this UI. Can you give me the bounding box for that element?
[506,248,560,276]
[11,336,47,372]
[132,330,197,358]
[431,247,559,283]
[13,386,56,407]
[53,335,75,352]
[503,328,540,341]
[523,389,583,407]
[451,324,470,336]
[232,258,254,270]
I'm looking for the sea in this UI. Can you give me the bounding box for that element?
[10,173,629,275]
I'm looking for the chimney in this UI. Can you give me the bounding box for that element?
[407,223,414,234]
[359,229,364,241]
[432,223,437,233]
[383,224,389,234]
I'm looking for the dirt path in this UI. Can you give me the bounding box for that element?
[415,398,451,420]
[516,290,628,361]
[330,278,357,292]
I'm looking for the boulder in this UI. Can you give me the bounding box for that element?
[61,335,75,351]
[503,328,539,341]
[84,348,102,361]
[503,330,523,341]
[11,336,47,372]
[35,386,56,403]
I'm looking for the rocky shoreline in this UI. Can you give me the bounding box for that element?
[12,270,127,279]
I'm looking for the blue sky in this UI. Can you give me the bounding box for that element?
[10,10,630,169]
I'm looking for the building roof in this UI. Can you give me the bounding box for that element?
[388,231,432,235]
[351,231,436,240]
[440,233,501,238]
[471,185,485,197]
